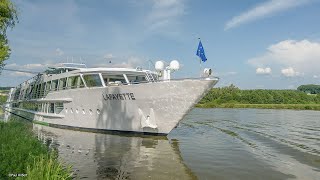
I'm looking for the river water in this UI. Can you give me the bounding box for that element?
[23,108,320,179]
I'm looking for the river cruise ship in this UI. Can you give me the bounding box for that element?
[5,62,218,135]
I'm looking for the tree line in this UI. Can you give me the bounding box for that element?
[200,84,320,105]
[0,87,11,90]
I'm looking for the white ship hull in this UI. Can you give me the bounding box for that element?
[9,78,217,135]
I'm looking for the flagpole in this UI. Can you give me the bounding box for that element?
[198,38,202,77]
[199,56,202,77]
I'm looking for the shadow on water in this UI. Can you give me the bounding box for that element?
[32,124,197,179]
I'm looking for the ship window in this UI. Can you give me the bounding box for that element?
[52,79,59,91]
[78,76,85,88]
[40,83,45,97]
[54,102,64,114]
[59,78,67,90]
[32,85,37,98]
[44,82,51,95]
[37,84,41,98]
[26,86,31,99]
[20,89,25,100]
[67,76,76,89]
[83,74,103,87]
[32,84,38,99]
[32,85,36,99]
[23,102,38,111]
[45,81,51,92]
[44,103,48,113]
[37,103,41,111]
[126,75,147,84]
[49,103,54,113]
[67,76,84,89]
[14,88,20,100]
[103,75,126,85]
[41,103,45,112]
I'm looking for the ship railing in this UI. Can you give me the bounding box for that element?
[107,76,219,85]
[17,76,219,101]
[145,71,155,83]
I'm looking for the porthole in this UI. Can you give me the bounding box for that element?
[89,109,93,115]
[76,109,79,114]
[97,109,100,115]
[82,109,85,114]
[70,108,73,113]
[65,108,68,113]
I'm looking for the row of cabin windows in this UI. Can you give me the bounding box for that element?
[13,74,108,100]
[24,75,86,99]
[46,74,102,91]
[12,74,152,100]
[14,102,64,114]
[101,74,147,86]
[13,101,100,116]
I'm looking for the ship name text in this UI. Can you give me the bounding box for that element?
[103,93,136,101]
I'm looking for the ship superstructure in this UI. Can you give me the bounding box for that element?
[5,62,218,134]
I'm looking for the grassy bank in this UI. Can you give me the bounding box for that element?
[198,85,320,110]
[196,103,320,110]
[0,95,6,105]
[0,118,72,179]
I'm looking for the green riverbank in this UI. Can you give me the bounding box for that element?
[196,103,320,110]
[198,85,320,111]
[0,118,73,179]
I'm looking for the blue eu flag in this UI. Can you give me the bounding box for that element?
[196,40,207,62]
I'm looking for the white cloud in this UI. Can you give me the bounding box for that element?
[223,71,238,76]
[313,75,319,78]
[248,39,320,76]
[256,85,265,89]
[213,71,237,77]
[103,53,114,59]
[225,0,310,30]
[226,71,238,75]
[256,67,272,75]
[55,48,64,56]
[9,72,34,77]
[281,67,302,77]
[93,56,143,68]
[287,85,296,89]
[5,63,48,72]
[147,0,185,31]
[225,71,237,76]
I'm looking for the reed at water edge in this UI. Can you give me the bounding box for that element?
[0,117,73,180]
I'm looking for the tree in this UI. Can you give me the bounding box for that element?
[0,0,18,71]
[297,84,320,94]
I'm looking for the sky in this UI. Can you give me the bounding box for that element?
[1,0,320,89]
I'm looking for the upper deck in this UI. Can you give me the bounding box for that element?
[8,63,159,102]
[44,63,155,75]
